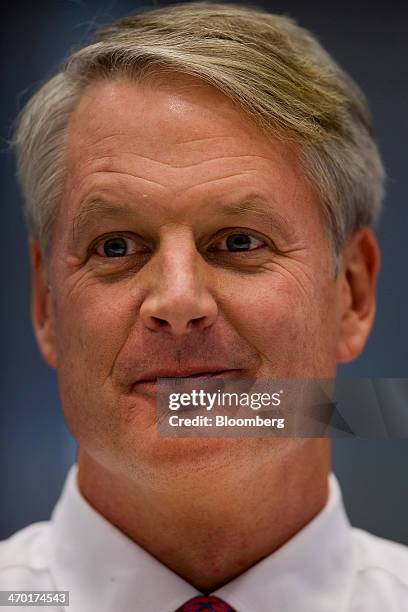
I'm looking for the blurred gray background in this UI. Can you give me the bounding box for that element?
[1,0,407,542]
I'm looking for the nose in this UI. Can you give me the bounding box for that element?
[139,232,218,336]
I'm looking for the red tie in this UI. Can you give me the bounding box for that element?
[175,595,236,611]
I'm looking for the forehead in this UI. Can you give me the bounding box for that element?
[61,74,323,236]
[66,74,304,176]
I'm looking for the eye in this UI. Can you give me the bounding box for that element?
[93,235,143,258]
[211,232,266,252]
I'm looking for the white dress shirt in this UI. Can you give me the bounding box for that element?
[1,463,408,611]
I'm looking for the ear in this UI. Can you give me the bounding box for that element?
[336,227,381,363]
[29,239,58,369]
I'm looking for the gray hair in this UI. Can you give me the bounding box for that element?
[12,1,385,273]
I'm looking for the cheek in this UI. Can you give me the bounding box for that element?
[53,280,135,412]
[218,273,337,376]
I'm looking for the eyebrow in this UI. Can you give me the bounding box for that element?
[71,200,141,244]
[71,194,295,244]
[216,196,295,241]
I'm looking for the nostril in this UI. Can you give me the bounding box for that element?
[151,316,169,328]
[148,314,209,335]
[189,316,207,329]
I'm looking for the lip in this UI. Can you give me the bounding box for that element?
[133,368,242,393]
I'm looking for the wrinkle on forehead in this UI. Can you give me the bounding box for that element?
[66,75,292,164]
[59,74,325,247]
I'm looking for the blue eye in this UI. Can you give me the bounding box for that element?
[219,233,265,252]
[95,236,138,258]
[226,234,251,251]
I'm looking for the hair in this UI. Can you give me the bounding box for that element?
[12,1,385,274]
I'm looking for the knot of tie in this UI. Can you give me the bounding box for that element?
[175,594,236,611]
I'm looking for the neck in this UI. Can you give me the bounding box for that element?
[77,440,330,593]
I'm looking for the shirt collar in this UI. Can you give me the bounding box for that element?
[49,463,353,612]
[214,472,354,612]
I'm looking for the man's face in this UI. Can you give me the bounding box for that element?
[39,75,342,475]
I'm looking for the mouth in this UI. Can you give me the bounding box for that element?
[133,369,242,393]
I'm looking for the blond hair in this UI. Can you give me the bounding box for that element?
[12,1,385,271]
